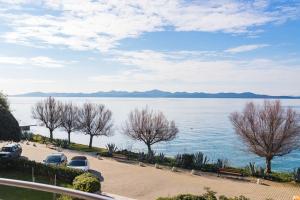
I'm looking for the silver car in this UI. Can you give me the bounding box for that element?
[0,143,22,159]
[43,153,68,166]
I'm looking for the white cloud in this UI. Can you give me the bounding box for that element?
[225,44,269,53]
[0,55,68,67]
[0,0,298,51]
[0,78,54,85]
[89,50,300,95]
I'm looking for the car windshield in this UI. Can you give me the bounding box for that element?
[68,160,86,166]
[46,155,61,163]
[1,147,13,152]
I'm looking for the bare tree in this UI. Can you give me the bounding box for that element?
[77,103,113,148]
[230,100,300,173]
[32,97,62,141]
[123,107,178,155]
[60,102,79,144]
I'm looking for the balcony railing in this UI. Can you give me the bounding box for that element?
[0,178,114,200]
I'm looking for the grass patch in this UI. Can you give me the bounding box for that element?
[268,171,294,182]
[0,170,71,200]
[68,143,107,153]
[30,133,107,153]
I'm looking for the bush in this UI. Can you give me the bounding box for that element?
[0,158,82,183]
[193,152,209,170]
[53,138,69,148]
[157,194,206,200]
[216,159,229,169]
[106,143,118,156]
[156,188,251,200]
[57,195,73,200]
[219,196,250,200]
[200,164,218,173]
[21,131,34,141]
[293,168,300,182]
[175,154,194,169]
[266,171,293,182]
[73,173,100,193]
[155,153,166,164]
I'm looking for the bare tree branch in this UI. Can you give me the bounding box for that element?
[230,100,300,173]
[60,102,79,144]
[123,107,178,155]
[31,97,62,141]
[77,103,113,148]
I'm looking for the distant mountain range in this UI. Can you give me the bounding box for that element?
[12,90,300,99]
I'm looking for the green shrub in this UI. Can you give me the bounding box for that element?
[200,164,218,173]
[216,159,229,169]
[156,188,251,200]
[155,153,166,164]
[193,152,209,170]
[293,168,300,182]
[57,195,73,200]
[21,131,34,141]
[247,162,256,176]
[106,143,118,156]
[0,158,82,183]
[266,171,293,182]
[175,154,195,169]
[137,152,146,162]
[53,138,69,148]
[219,195,250,200]
[73,173,100,193]
[157,194,206,200]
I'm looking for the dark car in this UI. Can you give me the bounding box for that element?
[43,153,67,166]
[0,143,22,159]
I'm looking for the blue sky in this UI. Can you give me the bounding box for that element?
[0,0,299,95]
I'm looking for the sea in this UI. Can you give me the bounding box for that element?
[8,97,300,171]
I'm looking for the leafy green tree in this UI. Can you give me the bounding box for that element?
[0,92,9,111]
[0,92,21,141]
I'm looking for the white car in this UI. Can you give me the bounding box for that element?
[67,156,89,172]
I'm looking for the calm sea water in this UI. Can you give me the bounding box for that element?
[8,97,300,171]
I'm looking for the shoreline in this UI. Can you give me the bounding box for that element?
[1,142,299,200]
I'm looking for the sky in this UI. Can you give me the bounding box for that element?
[0,0,300,96]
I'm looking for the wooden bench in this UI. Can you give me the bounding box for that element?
[218,168,243,178]
[113,154,127,160]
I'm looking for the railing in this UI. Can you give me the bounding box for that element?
[0,178,114,200]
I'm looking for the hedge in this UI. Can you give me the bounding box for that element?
[157,194,250,200]
[73,173,101,193]
[0,158,83,183]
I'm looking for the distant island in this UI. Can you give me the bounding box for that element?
[12,90,300,99]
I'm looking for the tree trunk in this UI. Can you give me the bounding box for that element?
[89,135,93,148]
[266,157,272,174]
[147,144,153,156]
[49,129,53,142]
[68,131,71,145]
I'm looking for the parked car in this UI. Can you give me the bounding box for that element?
[67,156,89,171]
[43,153,67,166]
[0,143,22,159]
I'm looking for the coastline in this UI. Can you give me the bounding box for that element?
[2,142,299,200]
